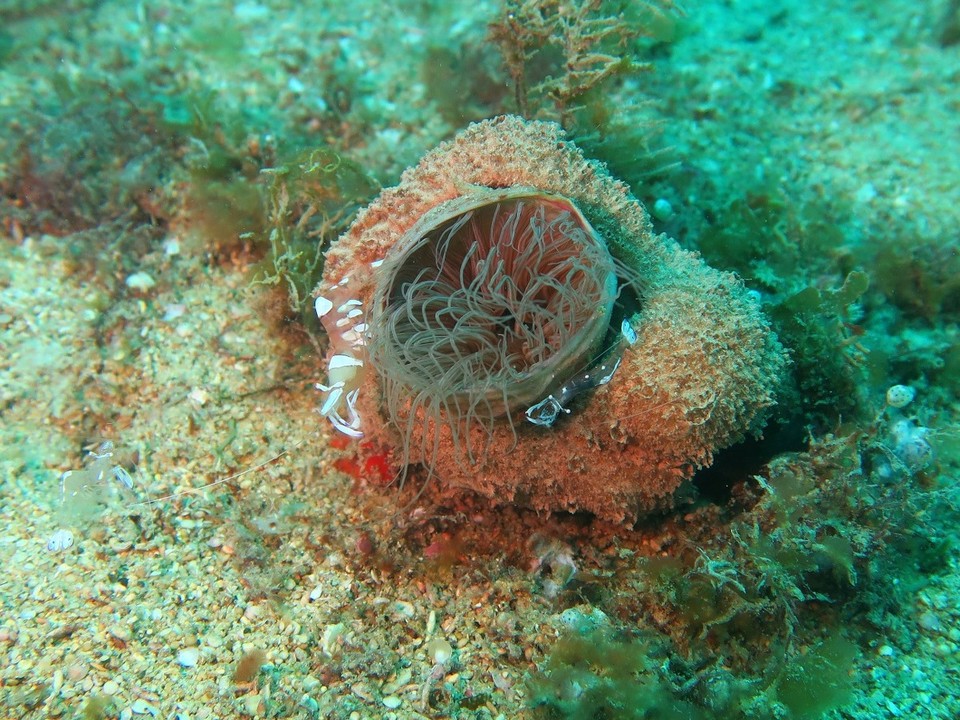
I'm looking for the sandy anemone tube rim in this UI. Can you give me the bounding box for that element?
[367,187,619,436]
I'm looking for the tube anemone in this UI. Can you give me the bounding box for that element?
[316,116,786,521]
[367,189,621,467]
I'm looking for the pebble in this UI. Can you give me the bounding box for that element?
[163,303,186,322]
[51,669,64,694]
[383,668,412,695]
[126,272,156,291]
[855,182,878,203]
[934,642,955,657]
[322,623,345,656]
[109,626,132,645]
[426,637,453,664]
[382,696,402,709]
[177,647,200,667]
[131,699,159,715]
[918,611,941,632]
[391,601,415,619]
[652,197,674,221]
[885,384,915,408]
[103,680,120,695]
[241,693,262,715]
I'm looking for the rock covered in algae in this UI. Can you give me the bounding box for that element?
[315,115,787,522]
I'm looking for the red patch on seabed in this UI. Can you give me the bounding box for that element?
[332,456,363,479]
[361,448,393,485]
[331,441,394,485]
[328,435,353,451]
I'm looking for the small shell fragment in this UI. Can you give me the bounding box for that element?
[125,271,156,291]
[176,647,200,667]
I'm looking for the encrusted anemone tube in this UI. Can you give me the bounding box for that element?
[315,116,787,521]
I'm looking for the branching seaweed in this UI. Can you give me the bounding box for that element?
[257,148,379,334]
[490,0,677,122]
[489,0,681,192]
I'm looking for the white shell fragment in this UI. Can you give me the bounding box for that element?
[176,647,200,667]
[125,271,156,291]
[130,699,159,716]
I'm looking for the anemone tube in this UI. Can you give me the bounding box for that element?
[315,116,787,521]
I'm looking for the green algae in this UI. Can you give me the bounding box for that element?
[257,148,378,331]
[695,189,849,294]
[772,635,858,719]
[530,624,856,720]
[529,413,953,719]
[528,627,699,720]
[870,238,960,322]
